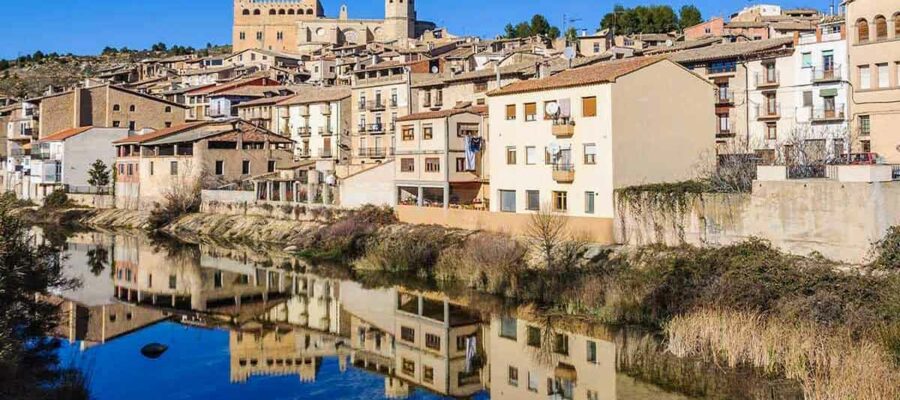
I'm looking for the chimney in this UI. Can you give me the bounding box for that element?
[494,64,501,87]
[538,62,549,79]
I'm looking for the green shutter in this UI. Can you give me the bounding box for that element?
[820,88,838,97]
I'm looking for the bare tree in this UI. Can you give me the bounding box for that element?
[526,205,588,271]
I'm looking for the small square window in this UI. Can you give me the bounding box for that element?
[526,190,540,211]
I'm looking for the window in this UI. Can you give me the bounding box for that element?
[402,126,414,141]
[552,191,568,212]
[401,326,415,343]
[499,190,516,213]
[708,60,737,74]
[215,160,224,175]
[401,158,415,172]
[861,140,872,153]
[859,115,871,136]
[425,157,440,172]
[112,121,121,127]
[526,326,541,347]
[456,157,466,172]
[718,113,730,133]
[127,105,135,112]
[165,106,172,113]
[242,160,250,174]
[128,121,135,131]
[525,146,537,165]
[170,161,178,175]
[164,122,172,128]
[896,13,900,37]
[877,63,889,88]
[256,32,263,40]
[585,192,595,214]
[267,160,275,173]
[168,275,176,289]
[803,91,813,107]
[113,104,120,111]
[587,340,598,363]
[425,333,441,351]
[553,333,569,355]
[508,366,519,387]
[527,371,539,392]
[423,366,434,384]
[506,147,516,165]
[149,162,154,175]
[499,316,517,339]
[126,164,133,176]
[874,15,887,39]
[583,143,597,164]
[505,104,516,120]
[423,125,433,140]
[401,358,415,376]
[524,103,537,121]
[859,65,871,89]
[526,190,540,211]
[766,123,777,140]
[856,19,869,42]
[474,81,488,93]
[801,52,812,68]
[582,96,597,117]
[239,32,246,40]
[593,42,601,53]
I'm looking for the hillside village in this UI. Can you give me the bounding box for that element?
[0,0,898,258]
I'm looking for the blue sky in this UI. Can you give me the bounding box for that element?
[1,0,823,59]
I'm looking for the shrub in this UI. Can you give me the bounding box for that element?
[0,192,34,210]
[42,189,71,209]
[147,181,201,231]
[870,226,900,271]
[358,226,449,272]
[435,233,527,295]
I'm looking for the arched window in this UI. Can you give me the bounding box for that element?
[857,18,869,43]
[875,15,887,39]
[253,9,260,15]
[895,13,900,37]
[287,9,295,15]
[269,9,276,15]
[242,9,250,15]
[306,8,313,15]
[129,105,136,112]
[278,9,286,15]
[113,104,120,111]
[165,106,172,113]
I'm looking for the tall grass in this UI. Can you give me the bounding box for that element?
[666,308,900,400]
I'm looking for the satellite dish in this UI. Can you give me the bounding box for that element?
[325,174,336,185]
[665,39,673,47]
[430,66,439,73]
[563,47,576,60]
[545,102,560,117]
[549,142,561,155]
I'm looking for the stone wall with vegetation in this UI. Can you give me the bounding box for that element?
[616,179,900,264]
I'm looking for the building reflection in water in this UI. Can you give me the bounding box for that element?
[57,232,682,399]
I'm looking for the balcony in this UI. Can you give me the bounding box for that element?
[366,100,386,111]
[357,101,366,111]
[318,148,333,158]
[716,127,735,138]
[298,149,311,158]
[811,105,846,122]
[366,123,385,135]
[552,164,575,183]
[389,98,398,108]
[318,127,334,136]
[551,118,575,137]
[812,66,841,83]
[757,102,780,120]
[297,127,311,137]
[715,91,735,105]
[755,71,780,88]
[358,147,388,158]
[706,65,736,77]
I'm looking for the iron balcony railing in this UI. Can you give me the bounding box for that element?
[756,101,781,119]
[812,66,842,82]
[318,127,334,136]
[812,105,846,121]
[716,91,735,104]
[754,71,780,87]
[357,147,388,158]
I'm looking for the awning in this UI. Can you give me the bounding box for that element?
[820,88,838,97]
[554,363,577,382]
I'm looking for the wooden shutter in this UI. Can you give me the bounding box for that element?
[582,97,597,117]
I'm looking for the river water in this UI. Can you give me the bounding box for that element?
[48,230,794,400]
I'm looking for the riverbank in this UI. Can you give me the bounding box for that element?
[28,206,900,398]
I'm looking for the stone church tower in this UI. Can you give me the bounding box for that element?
[384,0,415,40]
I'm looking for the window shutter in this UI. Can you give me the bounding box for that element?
[582,97,597,117]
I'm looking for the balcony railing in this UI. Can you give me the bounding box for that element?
[318,148,333,158]
[551,118,575,137]
[297,127,311,137]
[707,65,736,75]
[357,147,388,158]
[716,126,734,138]
[319,127,333,136]
[552,164,575,183]
[367,123,385,134]
[367,100,386,111]
[390,98,398,108]
[357,101,366,111]
[757,102,781,119]
[812,66,841,83]
[755,71,780,88]
[811,105,846,122]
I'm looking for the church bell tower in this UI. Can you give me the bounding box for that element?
[384,0,415,40]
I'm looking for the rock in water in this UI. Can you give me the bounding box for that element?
[140,343,168,359]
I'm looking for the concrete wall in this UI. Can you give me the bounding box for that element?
[615,179,900,263]
[200,189,341,221]
[396,205,615,244]
[68,193,115,209]
[62,128,129,188]
[340,161,396,207]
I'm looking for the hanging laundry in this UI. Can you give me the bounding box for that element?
[465,336,477,373]
[464,135,477,171]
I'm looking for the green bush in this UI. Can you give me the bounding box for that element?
[42,189,70,209]
[870,226,900,271]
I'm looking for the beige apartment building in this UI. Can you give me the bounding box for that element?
[270,86,351,163]
[350,62,413,165]
[394,107,488,208]
[487,57,714,237]
[113,120,294,210]
[38,84,187,137]
[846,1,900,162]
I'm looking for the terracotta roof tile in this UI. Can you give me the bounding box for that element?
[113,121,211,145]
[275,86,351,106]
[39,126,94,142]
[395,106,487,122]
[488,57,666,97]
[666,37,793,64]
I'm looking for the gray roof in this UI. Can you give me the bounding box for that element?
[667,37,794,64]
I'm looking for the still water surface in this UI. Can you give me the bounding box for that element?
[51,230,696,400]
